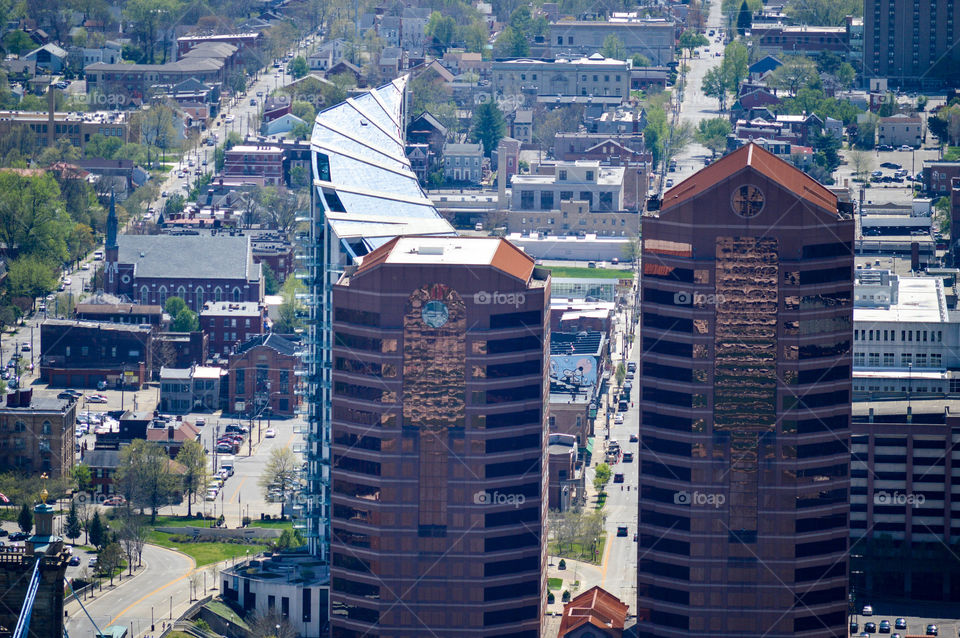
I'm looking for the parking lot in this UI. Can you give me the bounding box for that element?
[850,600,960,637]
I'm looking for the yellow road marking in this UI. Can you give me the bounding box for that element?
[228,476,247,504]
[599,531,612,584]
[107,553,196,626]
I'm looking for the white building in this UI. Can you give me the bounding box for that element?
[853,271,960,397]
[511,160,625,212]
[492,54,630,105]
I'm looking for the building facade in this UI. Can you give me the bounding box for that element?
[637,143,853,637]
[228,333,301,417]
[492,56,630,104]
[546,18,675,65]
[0,390,76,478]
[878,114,922,148]
[329,236,549,638]
[442,142,484,183]
[223,145,284,186]
[511,161,624,214]
[864,0,960,87]
[40,320,152,388]
[200,301,266,358]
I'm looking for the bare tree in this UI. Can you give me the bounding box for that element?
[119,512,147,573]
[849,150,874,182]
[249,610,297,638]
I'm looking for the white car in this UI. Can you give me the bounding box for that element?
[81,263,90,270]
[86,394,109,404]
[225,114,235,123]
[265,428,276,438]
[205,488,219,501]
[62,277,72,286]
[614,414,624,425]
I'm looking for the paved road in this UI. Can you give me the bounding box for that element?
[65,543,194,638]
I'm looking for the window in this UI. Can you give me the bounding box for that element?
[233,287,241,302]
[215,287,222,302]
[585,170,594,181]
[540,191,554,210]
[520,190,534,209]
[235,368,245,393]
[196,287,204,309]
[558,169,567,180]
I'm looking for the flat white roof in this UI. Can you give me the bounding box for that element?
[854,277,948,324]
[364,236,501,266]
[193,366,223,379]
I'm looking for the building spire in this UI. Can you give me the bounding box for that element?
[106,189,118,250]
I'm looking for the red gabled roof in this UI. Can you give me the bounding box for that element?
[558,586,629,636]
[660,142,837,214]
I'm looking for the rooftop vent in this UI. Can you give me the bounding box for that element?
[418,246,444,255]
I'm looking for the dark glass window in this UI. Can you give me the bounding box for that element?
[795,561,845,582]
[334,307,381,327]
[483,579,539,601]
[640,509,690,531]
[484,531,539,552]
[335,333,382,351]
[795,537,846,557]
[486,433,541,453]
[485,555,539,576]
[331,552,370,573]
[485,408,541,429]
[333,455,381,476]
[487,335,542,353]
[485,360,542,378]
[483,606,538,626]
[486,458,540,478]
[487,385,540,404]
[490,310,541,329]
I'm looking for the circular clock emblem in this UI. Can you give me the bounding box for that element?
[731,184,765,218]
[421,300,449,328]
[120,275,130,284]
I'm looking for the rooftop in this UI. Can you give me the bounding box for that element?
[43,318,153,333]
[235,333,299,357]
[354,236,536,282]
[117,234,256,281]
[855,277,948,324]
[200,301,263,316]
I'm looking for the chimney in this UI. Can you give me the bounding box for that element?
[168,425,175,439]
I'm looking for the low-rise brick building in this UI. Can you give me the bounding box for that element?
[200,301,266,358]
[40,320,152,388]
[227,333,301,417]
[0,390,76,477]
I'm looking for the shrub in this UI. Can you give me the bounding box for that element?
[561,590,571,602]
[547,592,555,604]
[558,559,566,570]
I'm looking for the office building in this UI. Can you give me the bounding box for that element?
[546,17,675,65]
[492,55,630,105]
[0,389,76,478]
[329,235,549,637]
[864,0,960,87]
[637,143,854,637]
[511,160,625,214]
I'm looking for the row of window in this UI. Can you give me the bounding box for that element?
[855,328,943,342]
[853,352,943,368]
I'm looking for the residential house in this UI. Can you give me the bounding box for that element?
[629,67,668,91]
[510,109,533,143]
[262,113,305,137]
[401,6,431,53]
[495,136,521,183]
[0,390,76,478]
[68,41,122,70]
[154,331,209,370]
[263,96,291,122]
[923,161,960,196]
[307,38,346,71]
[146,417,201,458]
[737,87,781,110]
[2,59,35,81]
[406,111,448,157]
[878,113,922,148]
[84,448,120,496]
[227,333,301,417]
[325,59,363,85]
[442,142,484,183]
[378,46,404,78]
[23,43,67,73]
[748,55,782,81]
[378,16,401,47]
[405,143,431,184]
[548,433,581,511]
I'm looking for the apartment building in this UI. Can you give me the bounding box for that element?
[199,301,266,358]
[0,390,76,478]
[864,0,960,87]
[492,55,630,105]
[546,16,675,65]
[511,160,625,213]
[223,144,284,186]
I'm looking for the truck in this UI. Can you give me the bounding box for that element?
[219,456,235,476]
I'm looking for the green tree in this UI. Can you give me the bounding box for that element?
[426,11,457,52]
[287,56,308,79]
[18,503,32,534]
[785,0,862,26]
[721,41,749,92]
[768,56,819,96]
[175,439,208,517]
[262,262,280,295]
[72,463,92,494]
[290,101,315,124]
[114,439,180,522]
[736,0,752,35]
[493,25,528,58]
[600,34,626,60]
[695,117,732,155]
[274,276,305,333]
[0,172,72,263]
[171,308,199,332]
[66,502,82,544]
[934,196,950,235]
[3,30,35,55]
[88,511,105,549]
[835,62,856,90]
[615,363,626,386]
[164,194,185,217]
[259,447,300,518]
[5,257,57,303]
[84,134,123,159]
[470,101,506,158]
[164,296,188,318]
[917,95,928,112]
[593,463,612,493]
[678,29,709,57]
[508,5,532,36]
[856,112,879,148]
[631,53,651,68]
[289,121,313,140]
[702,66,729,111]
[98,540,123,585]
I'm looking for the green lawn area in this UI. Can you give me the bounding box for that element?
[547,266,632,279]
[945,147,960,161]
[549,536,606,565]
[146,530,266,567]
[548,577,563,590]
[205,600,249,629]
[166,632,192,638]
[248,518,294,530]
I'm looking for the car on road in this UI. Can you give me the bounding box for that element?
[225,423,248,434]
[102,495,125,506]
[715,51,721,56]
[629,434,638,442]
[88,557,97,567]
[225,115,235,123]
[265,428,277,438]
[216,443,236,453]
[58,389,82,399]
[665,178,674,187]
[68,556,81,566]
[205,489,219,501]
[86,394,108,403]
[0,529,7,538]
[862,605,873,616]
[81,262,90,270]
[9,532,27,541]
[879,619,890,633]
[614,414,624,425]
[616,526,628,537]
[871,170,883,177]
[195,417,206,426]
[63,277,72,286]
[899,145,913,151]
[622,452,633,462]
[613,473,624,483]
[877,144,894,151]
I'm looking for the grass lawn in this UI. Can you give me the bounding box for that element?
[205,600,249,629]
[146,530,266,567]
[549,536,606,566]
[548,577,563,590]
[166,632,192,638]
[595,493,607,509]
[248,519,293,530]
[944,146,960,161]
[547,266,632,279]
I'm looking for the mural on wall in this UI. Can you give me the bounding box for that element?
[549,355,598,388]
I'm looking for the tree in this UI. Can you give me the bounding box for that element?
[736,0,753,34]
[3,30,35,56]
[249,610,297,638]
[849,150,874,182]
[0,172,72,263]
[702,66,729,112]
[262,263,280,295]
[72,463,92,494]
[164,194,185,217]
[426,11,457,52]
[493,26,528,58]
[287,56,308,79]
[274,276,305,334]
[631,53,651,68]
[66,502,82,544]
[934,196,950,235]
[171,308,199,332]
[259,447,300,517]
[89,511,105,549]
[721,41,749,92]
[600,34,625,60]
[98,541,123,585]
[118,511,147,573]
[18,503,32,534]
[132,103,178,166]
[164,296,189,318]
[593,463,612,493]
[615,363,626,386]
[856,112,879,148]
[835,62,856,90]
[5,257,57,305]
[768,56,819,96]
[175,439,208,517]
[114,439,179,522]
[785,0,862,26]
[470,101,506,158]
[695,118,732,155]
[917,95,928,112]
[678,29,709,58]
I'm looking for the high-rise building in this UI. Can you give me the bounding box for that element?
[329,235,549,638]
[864,0,960,87]
[636,143,854,637]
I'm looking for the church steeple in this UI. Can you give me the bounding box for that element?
[106,189,118,250]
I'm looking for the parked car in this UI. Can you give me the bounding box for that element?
[629,434,638,442]
[864,622,876,632]
[9,532,28,541]
[20,342,30,352]
[195,417,206,427]
[613,473,624,483]
[614,414,624,425]
[925,625,938,636]
[622,452,634,462]
[265,428,277,438]
[894,618,906,630]
[97,380,108,390]
[86,394,108,403]
[102,495,125,506]
[68,556,81,566]
[205,489,219,501]
[88,557,98,567]
[899,145,913,151]
[862,605,873,616]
